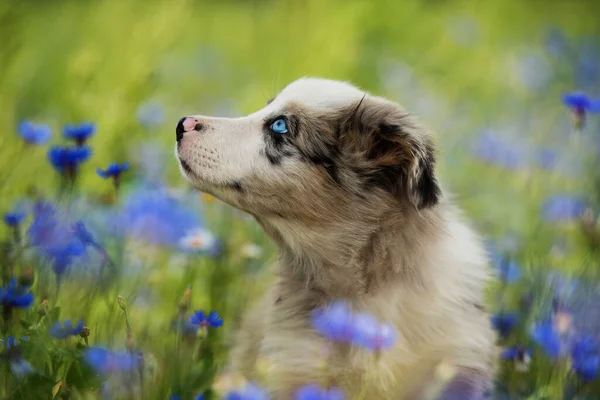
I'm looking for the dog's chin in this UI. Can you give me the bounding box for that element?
[177,156,246,200]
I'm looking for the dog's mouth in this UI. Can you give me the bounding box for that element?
[178,155,244,195]
[179,157,194,175]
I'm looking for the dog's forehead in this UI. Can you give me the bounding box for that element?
[276,78,365,109]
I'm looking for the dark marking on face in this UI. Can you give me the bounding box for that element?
[266,152,282,166]
[229,181,243,192]
[180,158,194,174]
[414,147,440,209]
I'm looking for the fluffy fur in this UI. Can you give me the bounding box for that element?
[175,77,497,399]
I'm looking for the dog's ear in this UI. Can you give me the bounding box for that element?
[339,96,441,209]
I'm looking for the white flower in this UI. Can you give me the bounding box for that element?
[179,228,217,252]
[240,243,263,259]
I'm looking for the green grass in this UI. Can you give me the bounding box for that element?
[1,0,600,399]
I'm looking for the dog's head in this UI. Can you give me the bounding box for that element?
[175,78,440,222]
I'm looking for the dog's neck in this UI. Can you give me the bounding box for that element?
[254,201,442,298]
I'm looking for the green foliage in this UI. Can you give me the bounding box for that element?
[1,0,600,399]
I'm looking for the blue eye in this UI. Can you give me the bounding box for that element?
[270,118,288,134]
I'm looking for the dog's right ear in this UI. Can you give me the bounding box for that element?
[338,96,441,209]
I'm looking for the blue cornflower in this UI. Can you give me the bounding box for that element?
[223,382,269,400]
[172,318,199,336]
[562,92,600,129]
[471,131,525,170]
[117,186,203,247]
[97,162,130,179]
[18,120,52,145]
[50,239,86,276]
[312,302,397,351]
[572,355,600,383]
[490,253,522,283]
[536,148,558,171]
[28,202,74,257]
[73,221,97,246]
[50,319,84,339]
[502,346,532,361]
[491,312,519,339]
[194,395,205,400]
[530,320,562,358]
[4,211,26,228]
[541,195,587,222]
[1,336,18,349]
[0,279,34,309]
[294,384,345,400]
[10,358,34,378]
[350,313,398,352]
[84,347,139,374]
[563,92,600,111]
[311,301,355,343]
[48,145,92,175]
[63,122,96,146]
[571,336,598,361]
[501,346,532,372]
[190,310,223,328]
[571,335,600,382]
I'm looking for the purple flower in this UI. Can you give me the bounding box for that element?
[530,320,561,358]
[28,202,75,254]
[571,336,598,361]
[572,355,600,383]
[4,211,26,228]
[84,347,139,374]
[50,238,86,276]
[312,302,397,352]
[190,310,223,328]
[294,384,345,400]
[97,162,130,179]
[63,122,96,146]
[350,313,398,352]
[570,336,599,382]
[563,92,600,112]
[10,358,34,378]
[502,346,532,361]
[117,186,204,247]
[311,301,355,343]
[50,319,84,339]
[562,92,600,128]
[18,120,52,145]
[73,221,97,246]
[470,131,525,170]
[223,382,269,400]
[490,252,521,283]
[541,195,587,222]
[491,312,519,339]
[0,279,34,309]
[536,148,558,171]
[1,336,18,349]
[48,145,92,175]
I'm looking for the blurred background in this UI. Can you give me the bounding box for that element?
[1,0,600,399]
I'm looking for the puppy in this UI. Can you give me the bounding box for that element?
[175,78,497,399]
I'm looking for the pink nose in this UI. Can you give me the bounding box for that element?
[176,117,203,142]
[182,117,199,132]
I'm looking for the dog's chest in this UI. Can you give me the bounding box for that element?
[260,292,448,398]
